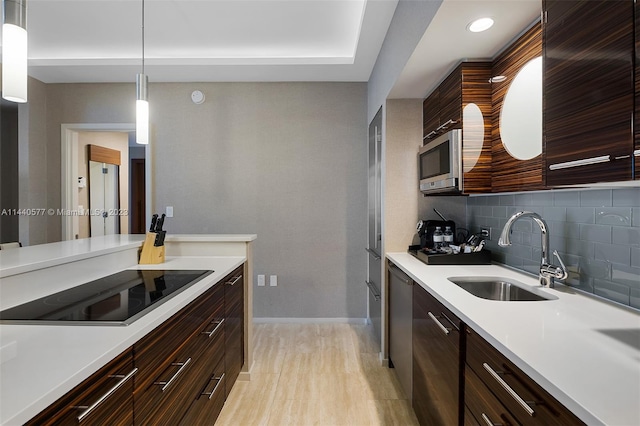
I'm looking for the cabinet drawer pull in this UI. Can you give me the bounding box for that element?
[365,280,381,301]
[201,373,225,400]
[482,362,535,417]
[202,318,225,338]
[481,412,502,426]
[154,358,192,392]
[75,367,138,422]
[548,155,610,170]
[226,275,242,286]
[427,311,450,335]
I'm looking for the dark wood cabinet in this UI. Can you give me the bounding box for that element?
[491,22,544,192]
[27,263,245,426]
[465,327,584,426]
[635,0,640,179]
[223,264,244,398]
[422,62,493,193]
[26,349,135,426]
[544,0,634,185]
[412,284,462,426]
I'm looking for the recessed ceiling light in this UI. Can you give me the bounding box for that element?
[468,17,494,33]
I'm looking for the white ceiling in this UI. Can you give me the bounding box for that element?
[6,0,398,83]
[390,0,541,99]
[1,0,541,95]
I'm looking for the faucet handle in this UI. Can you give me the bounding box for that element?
[552,250,568,280]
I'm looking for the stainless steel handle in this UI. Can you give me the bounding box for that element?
[634,149,640,157]
[424,130,438,140]
[481,413,502,426]
[201,318,225,338]
[226,275,242,286]
[365,280,381,301]
[365,247,381,260]
[482,362,535,417]
[75,367,138,422]
[552,250,568,279]
[154,358,192,392]
[549,155,610,170]
[436,119,457,131]
[201,373,225,400]
[427,311,450,335]
[389,264,411,285]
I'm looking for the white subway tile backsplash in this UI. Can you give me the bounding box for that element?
[553,191,581,206]
[567,207,595,224]
[579,224,612,243]
[594,243,631,266]
[612,188,640,207]
[499,195,515,206]
[542,206,567,221]
[612,227,640,246]
[531,192,553,206]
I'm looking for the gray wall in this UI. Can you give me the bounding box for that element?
[468,188,640,309]
[367,0,442,122]
[26,81,368,319]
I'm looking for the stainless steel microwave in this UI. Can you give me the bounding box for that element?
[418,129,462,194]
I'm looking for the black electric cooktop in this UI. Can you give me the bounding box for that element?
[0,269,214,326]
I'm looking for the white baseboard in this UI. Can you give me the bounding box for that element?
[253,317,368,324]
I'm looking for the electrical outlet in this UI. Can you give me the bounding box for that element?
[257,275,265,286]
[166,206,174,218]
[269,275,278,287]
[481,228,491,239]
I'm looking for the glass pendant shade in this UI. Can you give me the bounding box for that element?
[136,73,148,144]
[2,0,28,103]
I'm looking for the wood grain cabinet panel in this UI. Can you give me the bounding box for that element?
[26,349,135,426]
[412,285,462,426]
[491,22,544,192]
[224,265,244,398]
[635,1,640,179]
[422,62,493,193]
[466,327,584,426]
[544,0,634,185]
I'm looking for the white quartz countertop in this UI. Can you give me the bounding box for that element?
[0,256,245,425]
[387,252,640,426]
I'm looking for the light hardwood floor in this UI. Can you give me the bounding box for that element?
[215,323,419,426]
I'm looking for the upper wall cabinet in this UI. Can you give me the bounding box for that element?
[544,0,634,186]
[423,62,493,193]
[635,1,640,180]
[491,22,544,193]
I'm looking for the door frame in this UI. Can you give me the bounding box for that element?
[61,123,151,240]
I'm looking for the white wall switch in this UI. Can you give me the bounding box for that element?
[257,275,265,286]
[270,275,278,286]
[166,206,174,217]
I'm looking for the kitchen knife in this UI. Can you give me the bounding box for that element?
[150,214,158,232]
[155,214,165,233]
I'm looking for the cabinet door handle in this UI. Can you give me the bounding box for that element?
[226,275,242,286]
[427,311,450,335]
[154,358,192,392]
[75,367,138,422]
[366,247,381,260]
[481,413,502,426]
[424,130,438,140]
[436,119,457,132]
[201,373,225,400]
[548,155,610,170]
[201,318,225,338]
[365,280,381,301]
[634,149,640,157]
[482,362,535,417]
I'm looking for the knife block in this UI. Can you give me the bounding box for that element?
[139,232,165,265]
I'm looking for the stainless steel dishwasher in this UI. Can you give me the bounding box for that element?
[388,261,413,400]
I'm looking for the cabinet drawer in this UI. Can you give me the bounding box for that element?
[26,349,135,426]
[180,358,226,425]
[134,282,224,391]
[465,367,520,426]
[466,328,583,425]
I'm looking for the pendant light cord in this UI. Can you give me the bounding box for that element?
[141,0,145,74]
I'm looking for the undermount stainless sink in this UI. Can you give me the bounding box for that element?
[447,276,557,301]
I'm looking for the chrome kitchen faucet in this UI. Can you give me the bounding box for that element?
[498,211,568,288]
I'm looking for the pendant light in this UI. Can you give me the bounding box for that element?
[136,0,149,144]
[2,0,28,103]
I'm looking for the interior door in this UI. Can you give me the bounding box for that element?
[367,107,383,348]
